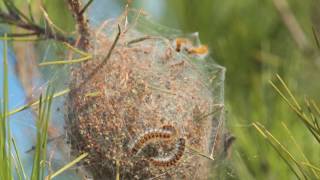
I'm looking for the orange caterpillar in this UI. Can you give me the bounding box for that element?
[187,44,209,58]
[149,137,186,167]
[174,38,209,59]
[174,38,192,52]
[129,125,176,155]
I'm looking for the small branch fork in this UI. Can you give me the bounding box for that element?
[0,0,94,46]
[0,4,73,44]
[67,0,91,50]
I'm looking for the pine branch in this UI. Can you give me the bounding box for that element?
[0,11,74,43]
[67,0,90,50]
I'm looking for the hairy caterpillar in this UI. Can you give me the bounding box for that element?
[160,124,177,137]
[173,38,209,59]
[174,38,192,52]
[149,137,186,167]
[129,125,176,155]
[187,45,209,59]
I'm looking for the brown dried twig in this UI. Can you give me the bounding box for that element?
[67,0,91,50]
[73,25,121,92]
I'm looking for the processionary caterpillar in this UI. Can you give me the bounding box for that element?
[149,137,186,167]
[174,38,192,52]
[173,37,209,59]
[187,45,209,59]
[160,124,177,137]
[129,125,176,155]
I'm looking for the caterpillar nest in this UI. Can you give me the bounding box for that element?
[65,13,225,180]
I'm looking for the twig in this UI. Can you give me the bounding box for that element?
[67,0,90,50]
[126,35,154,45]
[70,25,121,93]
[79,0,94,15]
[0,12,73,43]
[25,135,64,153]
[102,25,121,63]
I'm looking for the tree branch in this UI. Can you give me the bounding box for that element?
[0,12,74,43]
[67,0,90,50]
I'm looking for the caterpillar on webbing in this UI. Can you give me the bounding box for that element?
[149,137,186,167]
[173,37,209,59]
[129,125,176,155]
